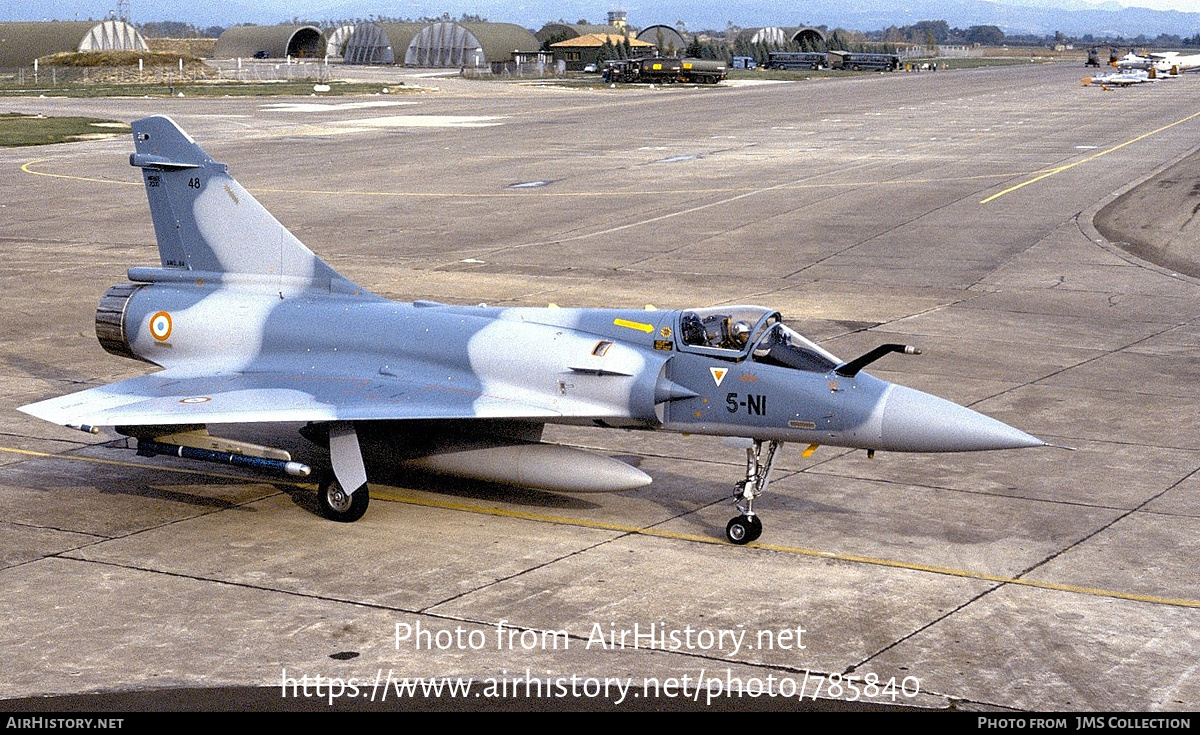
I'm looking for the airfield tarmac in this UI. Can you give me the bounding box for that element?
[1,62,1199,711]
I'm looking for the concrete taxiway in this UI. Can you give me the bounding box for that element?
[1,63,1198,711]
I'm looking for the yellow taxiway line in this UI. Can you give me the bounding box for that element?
[980,108,1200,204]
[20,157,1022,200]
[3,443,1197,609]
[24,107,1200,207]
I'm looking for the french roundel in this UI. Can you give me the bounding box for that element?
[149,311,172,341]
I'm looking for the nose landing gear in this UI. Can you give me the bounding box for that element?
[726,513,763,544]
[725,439,781,544]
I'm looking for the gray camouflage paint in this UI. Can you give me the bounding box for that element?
[20,115,1045,500]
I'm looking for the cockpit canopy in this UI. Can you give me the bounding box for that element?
[751,322,839,373]
[678,306,776,352]
[676,306,840,372]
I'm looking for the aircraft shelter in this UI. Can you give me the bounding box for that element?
[0,20,149,67]
[212,25,326,59]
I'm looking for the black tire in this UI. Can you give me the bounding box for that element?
[726,515,763,545]
[318,474,369,522]
[744,514,763,542]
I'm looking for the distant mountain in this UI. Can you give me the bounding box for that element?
[683,0,1200,37]
[999,0,1123,11]
[1,0,278,28]
[5,0,1199,38]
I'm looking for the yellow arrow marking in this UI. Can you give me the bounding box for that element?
[613,318,654,333]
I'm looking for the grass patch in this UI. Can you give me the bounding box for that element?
[725,55,1053,80]
[910,56,1056,69]
[727,68,841,81]
[36,50,205,68]
[0,114,130,146]
[145,38,217,58]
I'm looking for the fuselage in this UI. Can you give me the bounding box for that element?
[103,273,1042,454]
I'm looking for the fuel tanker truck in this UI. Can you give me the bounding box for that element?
[603,57,728,84]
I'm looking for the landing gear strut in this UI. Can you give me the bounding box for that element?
[317,421,370,522]
[725,440,781,544]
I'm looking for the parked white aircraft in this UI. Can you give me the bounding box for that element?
[1116,51,1200,75]
[1083,69,1156,88]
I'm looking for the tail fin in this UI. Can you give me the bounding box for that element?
[129,115,357,291]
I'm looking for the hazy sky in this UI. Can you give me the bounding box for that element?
[4,0,1200,26]
[1115,0,1200,8]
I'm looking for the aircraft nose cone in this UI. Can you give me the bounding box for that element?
[879,385,1046,453]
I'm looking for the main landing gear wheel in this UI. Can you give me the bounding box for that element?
[725,514,763,545]
[318,474,369,522]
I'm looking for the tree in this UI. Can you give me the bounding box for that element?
[911,20,949,44]
[540,29,573,52]
[965,25,1004,46]
[599,38,618,62]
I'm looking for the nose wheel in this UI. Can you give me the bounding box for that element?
[726,514,763,544]
[725,440,780,545]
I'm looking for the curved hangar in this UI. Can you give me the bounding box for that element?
[343,21,540,67]
[791,27,827,48]
[0,20,149,67]
[744,26,827,49]
[213,25,326,59]
[325,25,355,58]
[405,22,540,67]
[341,22,426,65]
[635,25,687,54]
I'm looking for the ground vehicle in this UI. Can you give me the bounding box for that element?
[635,56,683,81]
[765,51,901,72]
[603,57,727,84]
[827,51,901,71]
[679,58,726,83]
[766,52,827,70]
[602,59,641,83]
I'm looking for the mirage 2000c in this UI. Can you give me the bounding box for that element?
[20,116,1048,544]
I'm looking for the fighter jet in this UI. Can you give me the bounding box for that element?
[1082,69,1157,88]
[19,116,1048,544]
